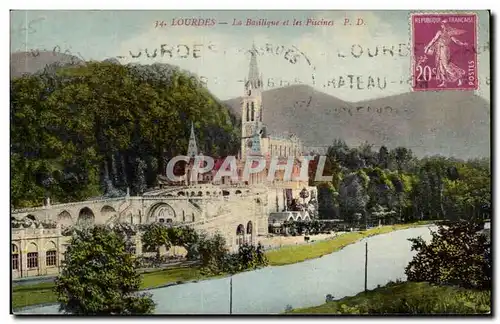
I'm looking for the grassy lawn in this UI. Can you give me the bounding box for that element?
[12,282,59,311]
[289,281,491,314]
[140,266,205,289]
[12,221,432,310]
[12,266,206,310]
[265,222,432,266]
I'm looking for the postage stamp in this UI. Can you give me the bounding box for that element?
[411,13,478,91]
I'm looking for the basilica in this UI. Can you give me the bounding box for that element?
[179,46,308,191]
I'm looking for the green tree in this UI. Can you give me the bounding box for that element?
[345,148,366,170]
[327,139,350,167]
[133,158,147,195]
[338,172,370,226]
[365,167,394,211]
[316,182,338,219]
[141,223,171,260]
[54,226,155,314]
[378,146,389,169]
[405,221,491,290]
[443,161,491,221]
[172,226,200,260]
[198,232,229,275]
[391,147,414,172]
[359,142,378,168]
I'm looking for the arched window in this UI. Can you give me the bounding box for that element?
[27,243,38,269]
[46,251,57,267]
[78,207,95,228]
[236,224,245,245]
[57,210,72,226]
[12,244,19,270]
[246,102,250,121]
[251,102,255,121]
[247,221,253,235]
[46,241,57,267]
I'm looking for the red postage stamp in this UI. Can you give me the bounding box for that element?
[411,13,478,91]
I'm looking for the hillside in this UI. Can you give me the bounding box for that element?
[10,51,84,78]
[224,85,490,158]
[10,54,240,208]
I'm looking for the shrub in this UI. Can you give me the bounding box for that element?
[405,221,491,290]
[234,242,268,271]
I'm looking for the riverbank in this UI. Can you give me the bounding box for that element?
[289,281,491,314]
[266,221,432,266]
[12,221,432,310]
[259,232,342,250]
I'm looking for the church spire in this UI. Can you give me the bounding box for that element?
[187,122,198,158]
[247,42,261,89]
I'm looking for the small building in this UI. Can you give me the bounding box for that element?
[268,211,311,234]
[11,224,68,279]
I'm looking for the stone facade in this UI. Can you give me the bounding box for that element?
[11,182,316,279]
[12,225,68,279]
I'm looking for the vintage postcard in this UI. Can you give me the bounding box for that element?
[10,10,491,315]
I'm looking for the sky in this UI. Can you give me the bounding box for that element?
[10,10,490,102]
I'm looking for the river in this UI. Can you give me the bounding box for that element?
[16,225,436,314]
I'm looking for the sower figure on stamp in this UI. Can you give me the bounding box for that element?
[423,19,469,87]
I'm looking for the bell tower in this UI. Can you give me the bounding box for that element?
[241,44,264,158]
